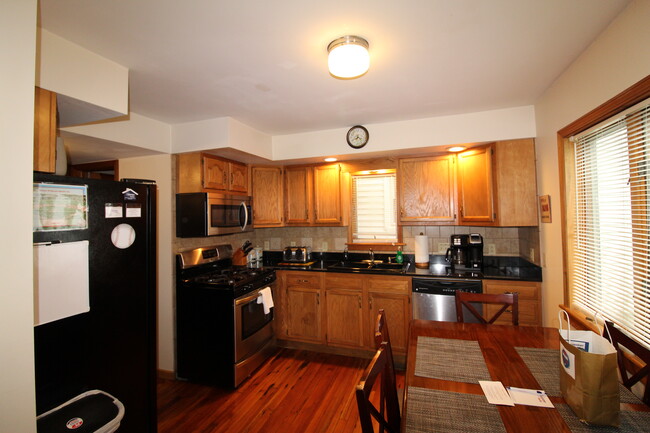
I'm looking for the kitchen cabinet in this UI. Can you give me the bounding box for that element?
[251,166,284,227]
[457,144,496,224]
[284,163,342,226]
[398,155,456,224]
[493,138,538,226]
[283,272,324,343]
[366,276,411,353]
[34,87,57,173]
[177,152,248,194]
[324,274,364,348]
[483,279,541,326]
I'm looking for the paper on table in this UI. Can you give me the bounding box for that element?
[507,387,554,408]
[479,381,515,406]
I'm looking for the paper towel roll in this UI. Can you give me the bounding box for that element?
[415,234,429,267]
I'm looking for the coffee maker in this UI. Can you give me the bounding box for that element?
[445,233,484,271]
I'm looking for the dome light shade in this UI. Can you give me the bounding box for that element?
[327,35,369,79]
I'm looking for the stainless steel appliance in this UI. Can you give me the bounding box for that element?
[282,246,312,262]
[176,192,252,237]
[445,233,484,271]
[176,244,277,387]
[412,278,483,322]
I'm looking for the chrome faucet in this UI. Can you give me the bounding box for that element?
[369,248,374,264]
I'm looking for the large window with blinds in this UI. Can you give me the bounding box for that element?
[351,171,398,243]
[569,99,650,347]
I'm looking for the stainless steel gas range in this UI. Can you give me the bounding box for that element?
[175,244,277,388]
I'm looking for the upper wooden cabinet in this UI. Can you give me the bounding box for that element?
[177,152,249,194]
[34,87,57,173]
[493,139,538,226]
[251,166,284,227]
[398,155,456,224]
[457,144,496,224]
[284,163,342,226]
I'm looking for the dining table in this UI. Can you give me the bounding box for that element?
[401,320,650,433]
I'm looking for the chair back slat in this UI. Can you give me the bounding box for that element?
[356,343,401,433]
[455,291,519,325]
[605,320,650,405]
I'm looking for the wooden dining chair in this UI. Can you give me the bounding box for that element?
[604,320,650,405]
[455,291,519,325]
[355,342,401,433]
[374,310,403,414]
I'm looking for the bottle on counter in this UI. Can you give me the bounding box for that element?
[395,246,403,264]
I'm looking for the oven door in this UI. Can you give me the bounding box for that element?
[208,195,252,235]
[234,287,274,363]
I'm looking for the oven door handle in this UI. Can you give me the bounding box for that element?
[235,290,261,306]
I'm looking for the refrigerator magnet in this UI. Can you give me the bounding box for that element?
[126,203,142,218]
[111,223,136,249]
[105,203,123,218]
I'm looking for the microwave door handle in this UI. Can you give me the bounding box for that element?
[239,201,249,231]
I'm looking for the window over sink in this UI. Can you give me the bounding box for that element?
[350,170,399,246]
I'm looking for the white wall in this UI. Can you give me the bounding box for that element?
[272,106,536,161]
[0,1,37,432]
[534,0,650,327]
[37,29,129,117]
[118,155,175,372]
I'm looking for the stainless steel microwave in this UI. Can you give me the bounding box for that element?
[176,193,253,237]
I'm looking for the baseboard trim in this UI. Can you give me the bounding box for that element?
[158,369,176,380]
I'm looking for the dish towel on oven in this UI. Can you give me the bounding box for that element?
[257,287,274,314]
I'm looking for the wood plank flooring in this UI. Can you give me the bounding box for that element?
[157,348,403,433]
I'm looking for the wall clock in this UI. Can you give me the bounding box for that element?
[346,125,369,149]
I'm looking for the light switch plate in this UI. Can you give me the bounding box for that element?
[290,241,296,246]
[529,248,535,262]
[438,242,448,253]
[264,241,270,250]
[487,244,496,255]
[322,241,328,251]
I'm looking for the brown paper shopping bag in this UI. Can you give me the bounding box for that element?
[558,311,620,426]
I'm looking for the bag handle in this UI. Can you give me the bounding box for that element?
[558,310,571,342]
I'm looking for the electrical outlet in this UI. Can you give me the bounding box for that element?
[290,241,296,246]
[264,241,270,250]
[322,241,328,251]
[437,242,448,253]
[486,243,496,255]
[529,248,535,262]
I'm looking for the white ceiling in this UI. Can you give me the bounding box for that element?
[40,0,629,138]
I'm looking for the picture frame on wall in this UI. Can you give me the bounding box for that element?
[540,195,551,223]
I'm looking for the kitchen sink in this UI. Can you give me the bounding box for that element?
[327,260,408,273]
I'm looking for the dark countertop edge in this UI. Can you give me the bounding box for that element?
[262,252,542,283]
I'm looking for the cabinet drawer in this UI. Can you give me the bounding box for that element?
[484,281,539,301]
[366,276,410,294]
[284,272,321,288]
[324,273,364,290]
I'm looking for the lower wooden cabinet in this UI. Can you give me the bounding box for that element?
[277,271,411,355]
[483,279,541,326]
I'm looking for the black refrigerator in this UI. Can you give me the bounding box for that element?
[33,173,157,432]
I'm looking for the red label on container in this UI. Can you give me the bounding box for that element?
[66,417,84,429]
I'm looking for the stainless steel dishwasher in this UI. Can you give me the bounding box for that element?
[412,278,483,322]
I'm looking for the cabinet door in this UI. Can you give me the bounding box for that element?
[203,156,228,190]
[286,286,323,342]
[285,166,312,225]
[229,161,249,194]
[325,289,364,348]
[483,280,541,326]
[34,87,57,173]
[495,139,538,226]
[313,164,342,225]
[252,166,284,227]
[398,155,456,223]
[457,145,495,224]
[368,292,410,353]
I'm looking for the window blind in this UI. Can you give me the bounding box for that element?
[351,173,397,243]
[572,99,650,348]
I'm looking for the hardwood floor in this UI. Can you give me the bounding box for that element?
[157,348,403,433]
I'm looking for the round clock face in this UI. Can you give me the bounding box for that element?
[347,125,369,149]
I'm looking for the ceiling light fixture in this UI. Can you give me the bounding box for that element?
[327,35,370,79]
[447,146,467,153]
[324,157,338,162]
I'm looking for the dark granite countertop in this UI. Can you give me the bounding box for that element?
[262,251,542,282]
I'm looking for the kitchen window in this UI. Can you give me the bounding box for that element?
[350,170,398,245]
[565,97,650,348]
